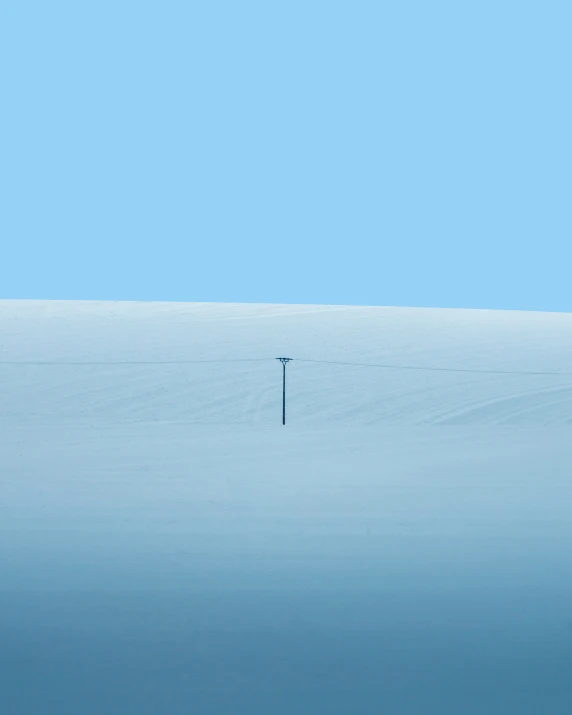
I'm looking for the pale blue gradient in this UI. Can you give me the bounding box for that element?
[3,424,572,714]
[1,1,571,310]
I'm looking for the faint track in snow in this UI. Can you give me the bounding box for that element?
[431,384,572,426]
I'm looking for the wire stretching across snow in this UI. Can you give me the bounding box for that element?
[1,357,572,375]
[0,359,273,365]
[292,359,572,376]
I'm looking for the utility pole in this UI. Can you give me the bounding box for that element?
[276,358,292,425]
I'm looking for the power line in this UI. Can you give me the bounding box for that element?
[0,359,272,365]
[0,356,571,375]
[293,359,572,376]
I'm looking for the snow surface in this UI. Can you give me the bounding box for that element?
[2,300,572,714]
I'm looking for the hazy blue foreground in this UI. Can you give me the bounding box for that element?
[2,301,572,713]
[2,423,572,715]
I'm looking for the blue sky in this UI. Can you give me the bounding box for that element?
[1,1,570,311]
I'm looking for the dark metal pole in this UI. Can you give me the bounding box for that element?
[282,361,286,425]
[276,358,292,425]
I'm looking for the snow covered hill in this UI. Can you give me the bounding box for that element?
[2,299,572,425]
[2,300,572,714]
